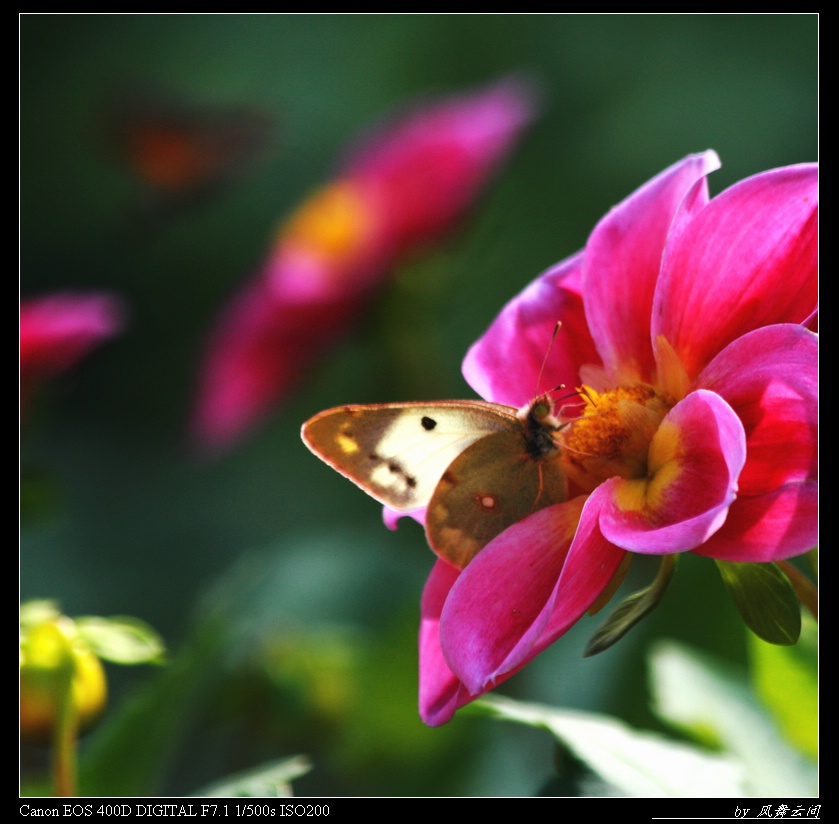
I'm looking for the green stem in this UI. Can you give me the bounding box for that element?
[52,666,78,796]
[584,554,678,657]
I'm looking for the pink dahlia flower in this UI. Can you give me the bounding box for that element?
[191,77,537,451]
[20,292,126,417]
[420,151,818,725]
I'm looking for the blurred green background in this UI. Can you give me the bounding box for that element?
[20,14,817,797]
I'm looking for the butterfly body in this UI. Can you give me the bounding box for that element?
[302,395,568,568]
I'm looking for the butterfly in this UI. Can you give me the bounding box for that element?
[301,395,569,569]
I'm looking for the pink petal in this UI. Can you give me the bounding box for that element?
[582,151,720,385]
[439,508,569,694]
[533,495,627,646]
[20,292,126,381]
[20,292,127,416]
[598,390,746,553]
[694,324,818,495]
[418,559,477,726]
[342,75,538,250]
[655,163,818,380]
[461,252,599,406]
[439,496,624,694]
[191,277,364,450]
[382,505,426,531]
[692,479,818,562]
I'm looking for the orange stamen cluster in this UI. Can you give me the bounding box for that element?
[559,384,671,492]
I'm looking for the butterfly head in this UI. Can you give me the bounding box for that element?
[517,392,556,423]
[515,393,565,461]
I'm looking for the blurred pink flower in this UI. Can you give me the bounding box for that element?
[190,77,538,451]
[419,152,818,725]
[20,292,126,417]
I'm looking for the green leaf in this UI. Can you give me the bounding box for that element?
[649,640,816,796]
[20,599,62,630]
[474,693,746,797]
[715,560,801,645]
[76,616,166,665]
[193,756,311,797]
[79,620,224,796]
[748,612,817,760]
[584,555,676,657]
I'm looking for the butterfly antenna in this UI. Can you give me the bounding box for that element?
[535,322,562,397]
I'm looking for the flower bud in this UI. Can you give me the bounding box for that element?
[20,616,107,744]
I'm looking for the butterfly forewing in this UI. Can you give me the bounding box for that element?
[301,401,519,512]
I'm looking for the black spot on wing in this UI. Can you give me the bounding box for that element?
[421,416,437,431]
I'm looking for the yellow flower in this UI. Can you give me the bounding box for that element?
[20,615,107,744]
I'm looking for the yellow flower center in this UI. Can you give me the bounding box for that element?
[278,180,377,264]
[558,384,672,493]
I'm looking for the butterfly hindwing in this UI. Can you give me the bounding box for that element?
[426,430,569,568]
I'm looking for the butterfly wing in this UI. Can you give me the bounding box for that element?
[426,430,569,568]
[301,401,519,512]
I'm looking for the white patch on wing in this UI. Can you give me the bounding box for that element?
[372,408,514,508]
